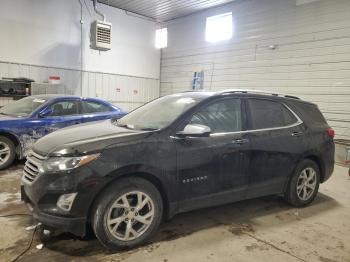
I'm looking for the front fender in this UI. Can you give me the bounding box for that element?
[102,164,177,219]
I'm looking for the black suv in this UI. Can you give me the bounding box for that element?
[21,90,335,249]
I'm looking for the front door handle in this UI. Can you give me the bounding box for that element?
[291,131,303,137]
[232,138,249,145]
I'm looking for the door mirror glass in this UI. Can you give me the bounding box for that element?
[38,107,53,118]
[176,124,211,138]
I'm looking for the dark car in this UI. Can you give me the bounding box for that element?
[0,95,126,169]
[21,90,335,249]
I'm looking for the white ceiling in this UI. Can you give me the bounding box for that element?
[98,0,236,22]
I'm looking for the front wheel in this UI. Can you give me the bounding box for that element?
[0,136,16,170]
[92,177,163,250]
[285,159,320,207]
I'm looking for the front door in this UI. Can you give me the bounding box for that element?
[21,99,83,155]
[40,99,83,134]
[174,98,250,211]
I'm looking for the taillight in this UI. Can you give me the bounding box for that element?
[327,128,335,138]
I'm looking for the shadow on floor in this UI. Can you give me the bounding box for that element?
[35,192,339,260]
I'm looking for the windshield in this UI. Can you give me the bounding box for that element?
[0,97,47,117]
[116,94,206,130]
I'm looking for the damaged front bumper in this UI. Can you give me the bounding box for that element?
[21,185,87,236]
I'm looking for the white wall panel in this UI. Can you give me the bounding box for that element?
[160,0,350,139]
[0,0,160,79]
[0,61,159,111]
[0,0,160,110]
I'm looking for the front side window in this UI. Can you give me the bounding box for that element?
[49,100,79,117]
[248,99,297,130]
[82,101,111,114]
[190,99,242,133]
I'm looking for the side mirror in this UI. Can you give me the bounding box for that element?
[176,124,211,138]
[38,108,53,118]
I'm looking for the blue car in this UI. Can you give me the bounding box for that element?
[0,95,126,169]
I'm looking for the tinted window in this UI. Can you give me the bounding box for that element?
[190,99,242,133]
[288,101,327,126]
[248,99,297,129]
[49,100,79,116]
[82,101,111,114]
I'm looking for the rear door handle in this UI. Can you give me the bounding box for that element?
[291,131,303,137]
[232,138,249,145]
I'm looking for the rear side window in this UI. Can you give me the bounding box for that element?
[288,101,327,126]
[248,99,297,129]
[190,99,242,133]
[81,101,112,114]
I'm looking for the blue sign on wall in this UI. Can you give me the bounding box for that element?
[192,71,204,91]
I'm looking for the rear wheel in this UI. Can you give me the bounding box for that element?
[285,159,320,207]
[92,177,163,250]
[0,136,16,170]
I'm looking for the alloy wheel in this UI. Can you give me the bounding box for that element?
[0,141,10,165]
[296,167,317,201]
[106,191,155,241]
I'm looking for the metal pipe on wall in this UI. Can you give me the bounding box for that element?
[93,0,105,21]
[78,0,84,96]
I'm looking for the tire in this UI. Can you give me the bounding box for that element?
[284,159,320,207]
[92,177,163,250]
[0,136,16,170]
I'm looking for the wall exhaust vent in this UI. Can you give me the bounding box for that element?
[90,20,112,51]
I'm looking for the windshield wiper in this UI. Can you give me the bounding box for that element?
[115,122,135,130]
[139,128,158,131]
[113,120,157,131]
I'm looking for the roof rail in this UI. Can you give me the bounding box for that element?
[217,89,300,100]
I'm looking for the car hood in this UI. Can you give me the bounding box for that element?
[32,119,153,157]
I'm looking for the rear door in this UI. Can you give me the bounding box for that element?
[175,97,250,211]
[245,98,305,198]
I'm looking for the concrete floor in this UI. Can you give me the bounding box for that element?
[0,162,349,262]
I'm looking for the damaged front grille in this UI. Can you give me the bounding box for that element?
[22,151,46,184]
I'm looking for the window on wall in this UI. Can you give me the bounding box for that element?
[155,28,168,49]
[205,12,233,43]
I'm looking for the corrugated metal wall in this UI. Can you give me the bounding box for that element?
[0,61,159,112]
[160,0,350,139]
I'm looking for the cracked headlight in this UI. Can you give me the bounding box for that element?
[42,154,100,172]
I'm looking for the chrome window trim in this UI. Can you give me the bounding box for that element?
[210,102,303,137]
